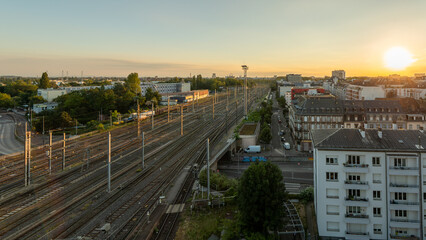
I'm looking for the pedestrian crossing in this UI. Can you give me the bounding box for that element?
[285,182,302,194]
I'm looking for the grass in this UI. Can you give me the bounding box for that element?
[175,204,238,240]
[239,124,257,135]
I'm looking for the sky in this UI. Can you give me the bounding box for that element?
[0,0,425,78]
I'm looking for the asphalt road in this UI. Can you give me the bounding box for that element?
[0,114,24,155]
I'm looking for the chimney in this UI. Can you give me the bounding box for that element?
[378,127,382,139]
[420,126,424,133]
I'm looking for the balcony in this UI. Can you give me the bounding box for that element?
[344,180,369,190]
[389,183,420,193]
[390,234,419,240]
[389,218,421,228]
[345,213,369,224]
[344,197,369,207]
[389,200,420,211]
[343,163,369,173]
[345,231,369,240]
[389,166,419,176]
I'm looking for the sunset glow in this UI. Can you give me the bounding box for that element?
[384,47,417,71]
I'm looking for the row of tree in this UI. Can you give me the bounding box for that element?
[33,73,161,132]
[166,75,257,91]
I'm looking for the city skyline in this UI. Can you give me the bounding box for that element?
[1,0,425,77]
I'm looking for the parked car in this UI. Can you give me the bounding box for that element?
[278,119,282,123]
[283,142,291,150]
[281,137,285,142]
[279,130,285,136]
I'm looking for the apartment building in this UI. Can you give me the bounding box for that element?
[289,96,344,151]
[312,129,426,240]
[345,84,386,100]
[289,96,426,151]
[140,82,190,95]
[332,70,346,80]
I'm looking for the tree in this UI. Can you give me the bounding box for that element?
[145,87,161,106]
[59,111,74,129]
[0,93,14,108]
[238,161,287,235]
[259,122,272,143]
[125,72,141,95]
[38,72,51,89]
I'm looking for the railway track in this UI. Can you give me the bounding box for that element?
[0,86,267,240]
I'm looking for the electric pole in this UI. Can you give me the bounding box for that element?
[151,102,154,130]
[206,138,210,202]
[62,133,66,170]
[137,99,140,137]
[142,131,145,168]
[181,105,184,136]
[107,132,111,193]
[167,97,170,122]
[49,130,52,174]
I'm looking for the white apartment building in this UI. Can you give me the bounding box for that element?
[140,82,190,95]
[345,84,386,100]
[312,128,426,240]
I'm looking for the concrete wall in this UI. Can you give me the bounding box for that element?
[238,122,260,149]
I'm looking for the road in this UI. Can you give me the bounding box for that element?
[0,114,24,156]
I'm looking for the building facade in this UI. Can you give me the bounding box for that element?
[289,96,426,151]
[286,74,302,83]
[345,84,386,100]
[312,129,426,240]
[332,70,346,80]
[140,82,190,95]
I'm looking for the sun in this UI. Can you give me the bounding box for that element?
[384,46,416,71]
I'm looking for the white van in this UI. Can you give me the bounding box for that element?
[244,145,261,153]
[283,142,291,150]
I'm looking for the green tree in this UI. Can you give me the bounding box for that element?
[59,111,74,129]
[125,72,141,95]
[38,72,51,89]
[259,122,272,143]
[238,161,287,235]
[145,88,161,106]
[0,93,14,108]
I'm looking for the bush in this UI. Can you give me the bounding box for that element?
[96,123,105,130]
[199,169,238,192]
[299,187,314,203]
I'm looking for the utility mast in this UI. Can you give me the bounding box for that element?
[241,65,248,118]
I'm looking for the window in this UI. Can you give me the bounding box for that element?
[394,158,406,167]
[395,210,407,217]
[395,192,407,200]
[395,229,408,235]
[372,157,381,166]
[347,155,360,164]
[326,172,338,181]
[348,175,360,181]
[373,207,382,217]
[348,189,360,197]
[326,222,339,232]
[326,188,339,199]
[373,191,381,200]
[326,156,338,165]
[373,224,382,234]
[347,206,361,214]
